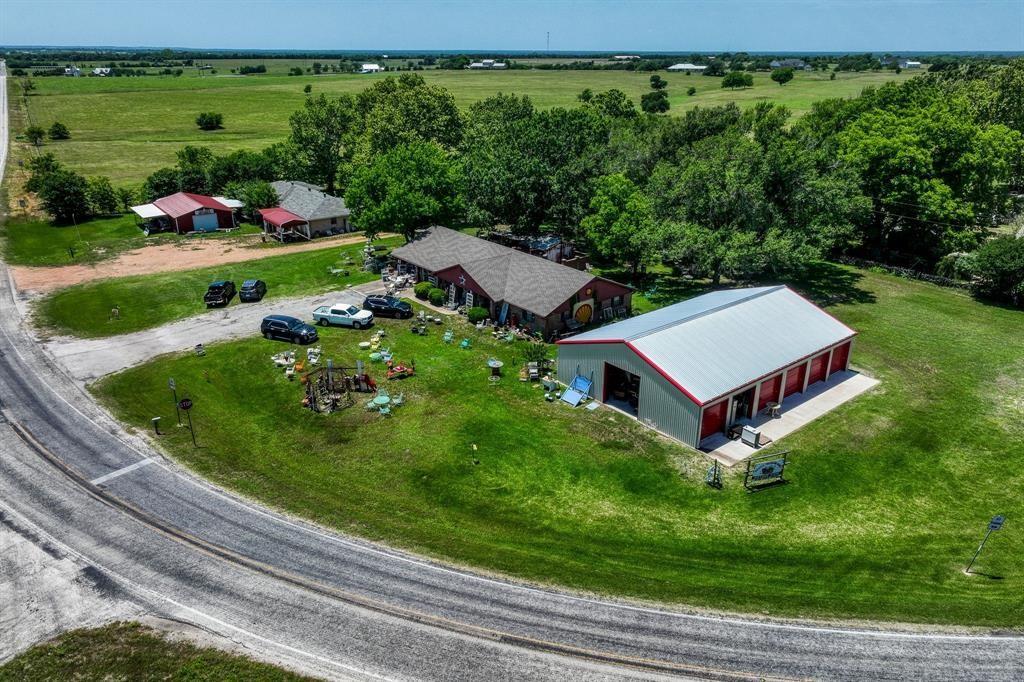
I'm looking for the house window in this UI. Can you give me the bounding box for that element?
[561,309,571,321]
[523,311,535,322]
[611,295,623,307]
[331,217,337,225]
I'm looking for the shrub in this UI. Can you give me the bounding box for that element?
[413,281,432,299]
[428,287,446,306]
[195,112,224,130]
[973,236,1024,305]
[686,86,697,96]
[48,122,70,140]
[25,125,46,146]
[467,306,489,324]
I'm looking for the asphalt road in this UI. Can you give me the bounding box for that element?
[2,61,1023,681]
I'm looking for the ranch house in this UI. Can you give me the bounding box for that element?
[556,286,856,449]
[391,226,632,337]
[258,181,352,241]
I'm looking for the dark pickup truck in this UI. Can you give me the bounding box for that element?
[204,280,236,308]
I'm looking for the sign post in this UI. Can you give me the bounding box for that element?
[169,377,181,426]
[743,451,789,492]
[965,515,1005,574]
[178,397,197,447]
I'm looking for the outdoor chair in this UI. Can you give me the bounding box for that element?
[392,393,405,407]
[365,400,377,411]
[460,338,471,349]
[443,330,454,344]
[379,406,392,417]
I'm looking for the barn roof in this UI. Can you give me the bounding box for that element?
[559,286,855,405]
[151,192,232,219]
[392,226,623,317]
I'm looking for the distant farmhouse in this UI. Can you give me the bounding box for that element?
[612,55,641,60]
[360,63,384,74]
[667,63,706,74]
[258,181,352,241]
[468,59,508,70]
[63,65,81,77]
[770,59,811,70]
[900,59,922,69]
[92,67,111,76]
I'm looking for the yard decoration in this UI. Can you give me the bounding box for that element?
[386,358,416,380]
[743,452,789,492]
[303,364,376,413]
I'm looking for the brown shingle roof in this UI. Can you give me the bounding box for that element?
[392,226,618,317]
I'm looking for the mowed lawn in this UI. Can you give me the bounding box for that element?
[15,69,916,183]
[35,237,399,337]
[0,213,264,266]
[0,622,311,681]
[92,267,1024,626]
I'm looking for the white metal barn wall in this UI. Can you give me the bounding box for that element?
[557,343,702,446]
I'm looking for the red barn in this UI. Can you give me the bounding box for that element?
[131,193,238,234]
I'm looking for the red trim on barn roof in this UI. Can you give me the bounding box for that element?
[258,207,306,227]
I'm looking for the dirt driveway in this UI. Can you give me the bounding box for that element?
[10,232,375,294]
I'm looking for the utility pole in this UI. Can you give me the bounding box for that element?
[546,32,550,53]
[966,515,1005,574]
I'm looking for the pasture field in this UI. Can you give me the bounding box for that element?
[10,68,916,184]
[93,266,1024,626]
[35,236,400,337]
[0,623,310,681]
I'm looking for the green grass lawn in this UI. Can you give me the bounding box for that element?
[92,267,1024,626]
[0,622,311,681]
[14,69,916,184]
[35,237,399,337]
[0,213,264,267]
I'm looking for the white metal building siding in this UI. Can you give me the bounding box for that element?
[557,343,702,446]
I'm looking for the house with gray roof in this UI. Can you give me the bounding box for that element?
[556,286,856,448]
[391,226,632,337]
[258,181,352,240]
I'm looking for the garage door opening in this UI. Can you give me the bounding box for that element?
[604,363,640,416]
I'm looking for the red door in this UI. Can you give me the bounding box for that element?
[829,341,851,375]
[758,374,782,411]
[808,353,829,385]
[700,400,728,441]
[783,363,806,398]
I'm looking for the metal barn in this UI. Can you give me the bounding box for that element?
[555,286,856,448]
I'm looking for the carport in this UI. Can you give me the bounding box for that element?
[258,207,311,241]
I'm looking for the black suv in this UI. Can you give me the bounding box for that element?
[239,279,267,302]
[261,315,318,344]
[363,294,413,319]
[204,280,236,308]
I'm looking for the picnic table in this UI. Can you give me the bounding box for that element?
[372,394,391,407]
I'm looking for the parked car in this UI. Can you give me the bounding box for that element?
[204,280,236,308]
[313,303,374,329]
[239,279,267,302]
[260,315,319,344]
[363,294,413,319]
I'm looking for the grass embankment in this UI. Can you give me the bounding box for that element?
[0,622,311,681]
[92,267,1024,626]
[35,237,399,337]
[0,214,264,266]
[20,69,916,183]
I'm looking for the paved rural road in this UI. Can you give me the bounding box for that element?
[3,62,1024,681]
[38,281,388,382]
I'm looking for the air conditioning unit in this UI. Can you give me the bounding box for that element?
[741,425,761,448]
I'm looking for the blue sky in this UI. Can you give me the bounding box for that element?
[2,0,1022,52]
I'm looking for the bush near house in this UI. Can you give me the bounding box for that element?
[428,287,446,306]
[466,306,489,323]
[414,281,432,299]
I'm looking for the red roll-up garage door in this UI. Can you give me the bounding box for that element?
[783,363,806,398]
[829,341,851,375]
[757,374,782,411]
[700,400,728,441]
[808,352,829,386]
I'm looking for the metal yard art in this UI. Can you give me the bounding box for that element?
[743,451,789,491]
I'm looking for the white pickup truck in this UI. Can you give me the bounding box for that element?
[312,303,374,329]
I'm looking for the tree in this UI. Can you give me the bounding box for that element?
[18,78,35,97]
[641,90,670,114]
[704,61,725,77]
[577,88,594,103]
[580,173,658,277]
[195,112,224,130]
[287,93,357,194]
[208,149,276,193]
[972,236,1024,305]
[25,125,46,146]
[86,176,119,215]
[721,72,753,89]
[345,141,463,242]
[38,169,90,223]
[303,84,312,94]
[649,75,668,90]
[48,122,71,140]
[223,180,278,221]
[353,73,463,160]
[687,86,697,96]
[175,145,215,194]
[587,89,637,119]
[24,153,63,193]
[115,186,137,213]
[771,67,795,86]
[143,167,181,201]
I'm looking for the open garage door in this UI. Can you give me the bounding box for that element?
[700,399,728,440]
[758,374,782,411]
[784,363,806,398]
[829,341,851,375]
[808,352,829,386]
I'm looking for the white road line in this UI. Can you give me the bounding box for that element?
[90,458,156,486]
